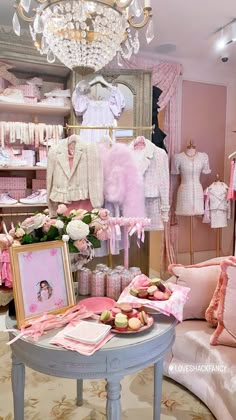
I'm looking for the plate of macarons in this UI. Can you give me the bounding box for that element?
[99,303,154,334]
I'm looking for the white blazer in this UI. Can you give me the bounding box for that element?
[47,138,104,215]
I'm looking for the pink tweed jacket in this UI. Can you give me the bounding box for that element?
[130,138,170,230]
[47,137,104,215]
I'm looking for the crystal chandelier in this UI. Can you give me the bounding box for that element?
[13,0,153,74]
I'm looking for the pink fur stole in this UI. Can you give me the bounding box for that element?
[100,143,146,217]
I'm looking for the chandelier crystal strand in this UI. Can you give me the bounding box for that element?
[21,0,31,13]
[145,18,154,44]
[13,0,153,73]
[130,0,142,18]
[13,12,21,36]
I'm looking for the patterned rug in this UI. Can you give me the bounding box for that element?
[0,332,215,420]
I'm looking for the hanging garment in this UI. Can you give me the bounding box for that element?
[171,151,211,216]
[100,142,145,218]
[151,86,167,152]
[203,182,231,228]
[94,142,146,258]
[72,84,125,142]
[47,137,104,216]
[0,249,12,288]
[130,136,170,230]
[227,160,236,200]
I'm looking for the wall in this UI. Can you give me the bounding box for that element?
[176,80,227,263]
[140,52,236,269]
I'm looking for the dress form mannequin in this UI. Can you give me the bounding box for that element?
[171,141,210,216]
[171,140,211,264]
[185,139,196,157]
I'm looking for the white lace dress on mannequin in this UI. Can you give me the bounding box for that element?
[171,151,211,216]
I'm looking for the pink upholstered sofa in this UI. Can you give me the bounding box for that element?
[163,257,236,420]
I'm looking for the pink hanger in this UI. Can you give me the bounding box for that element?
[133,136,145,150]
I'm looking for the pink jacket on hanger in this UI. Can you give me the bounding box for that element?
[99,143,146,218]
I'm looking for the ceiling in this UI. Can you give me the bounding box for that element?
[0,0,236,70]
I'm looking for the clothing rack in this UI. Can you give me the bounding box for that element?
[65,124,154,137]
[0,212,40,217]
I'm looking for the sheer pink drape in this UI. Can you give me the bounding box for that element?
[107,58,183,274]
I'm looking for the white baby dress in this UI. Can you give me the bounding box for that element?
[72,85,125,142]
[171,151,211,216]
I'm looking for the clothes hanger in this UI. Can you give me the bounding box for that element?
[215,173,221,182]
[133,135,146,150]
[88,75,112,89]
[228,151,236,159]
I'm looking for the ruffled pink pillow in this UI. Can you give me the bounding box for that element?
[205,272,223,326]
[168,260,224,320]
[210,257,236,347]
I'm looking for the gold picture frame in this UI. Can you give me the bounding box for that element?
[10,240,76,327]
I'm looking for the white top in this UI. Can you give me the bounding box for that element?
[72,87,125,143]
[171,151,211,216]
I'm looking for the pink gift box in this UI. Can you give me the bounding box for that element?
[32,179,46,191]
[16,84,40,99]
[36,170,46,180]
[0,177,27,190]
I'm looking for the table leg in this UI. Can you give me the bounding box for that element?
[106,376,122,420]
[11,352,25,420]
[153,358,164,420]
[76,379,83,406]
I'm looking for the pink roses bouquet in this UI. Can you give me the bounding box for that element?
[9,206,111,254]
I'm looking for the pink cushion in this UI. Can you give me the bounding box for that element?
[210,257,236,347]
[168,261,223,320]
[205,272,223,326]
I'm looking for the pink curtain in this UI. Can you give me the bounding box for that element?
[107,58,183,274]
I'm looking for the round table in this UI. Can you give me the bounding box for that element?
[6,313,176,420]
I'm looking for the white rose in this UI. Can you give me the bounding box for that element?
[69,209,77,217]
[66,220,89,241]
[62,234,70,242]
[15,227,25,238]
[55,220,64,229]
[33,213,47,229]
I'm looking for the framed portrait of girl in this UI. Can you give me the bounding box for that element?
[10,241,75,327]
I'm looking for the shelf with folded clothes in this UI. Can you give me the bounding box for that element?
[0,203,47,208]
[0,166,46,171]
[0,102,71,117]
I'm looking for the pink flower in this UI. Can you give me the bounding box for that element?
[98,208,110,220]
[57,204,68,215]
[73,239,88,252]
[90,220,102,233]
[29,303,38,313]
[96,227,110,241]
[42,218,57,233]
[21,213,46,234]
